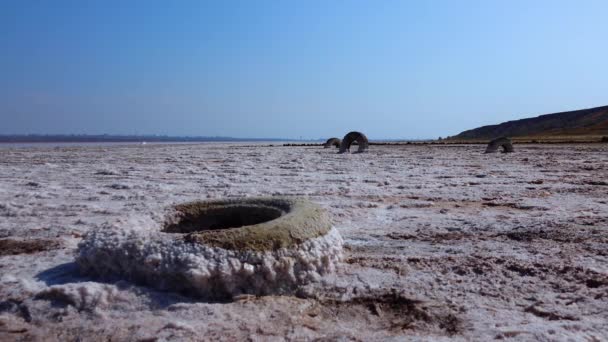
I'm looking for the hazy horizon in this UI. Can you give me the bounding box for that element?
[2,1,607,139]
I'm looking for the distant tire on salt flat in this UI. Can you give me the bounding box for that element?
[485,137,514,153]
[339,131,369,153]
[323,137,341,148]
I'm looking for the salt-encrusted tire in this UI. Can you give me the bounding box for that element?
[485,137,514,153]
[323,137,341,148]
[339,131,369,153]
[76,197,343,300]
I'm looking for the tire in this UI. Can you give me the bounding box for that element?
[323,137,341,148]
[339,131,369,153]
[485,137,514,153]
[76,197,342,300]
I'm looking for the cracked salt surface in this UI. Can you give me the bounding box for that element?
[1,143,607,340]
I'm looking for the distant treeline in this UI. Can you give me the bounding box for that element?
[0,134,303,143]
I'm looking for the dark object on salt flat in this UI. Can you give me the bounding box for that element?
[485,137,514,153]
[339,131,369,153]
[324,137,341,148]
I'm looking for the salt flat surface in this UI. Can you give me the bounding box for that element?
[1,143,607,341]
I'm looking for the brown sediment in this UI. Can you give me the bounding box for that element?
[309,290,462,335]
[0,238,61,256]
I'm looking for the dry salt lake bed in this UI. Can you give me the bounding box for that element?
[1,143,607,341]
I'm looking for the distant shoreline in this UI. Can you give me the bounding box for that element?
[0,135,309,143]
[284,135,608,147]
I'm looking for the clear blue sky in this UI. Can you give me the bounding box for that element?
[1,1,607,139]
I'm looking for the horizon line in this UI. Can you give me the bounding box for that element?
[0,133,435,142]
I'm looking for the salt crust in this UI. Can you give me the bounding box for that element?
[76,216,343,299]
[36,282,124,311]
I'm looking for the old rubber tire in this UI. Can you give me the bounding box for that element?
[76,197,343,300]
[339,131,369,153]
[485,137,514,153]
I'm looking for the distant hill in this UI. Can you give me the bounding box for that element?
[451,105,608,140]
